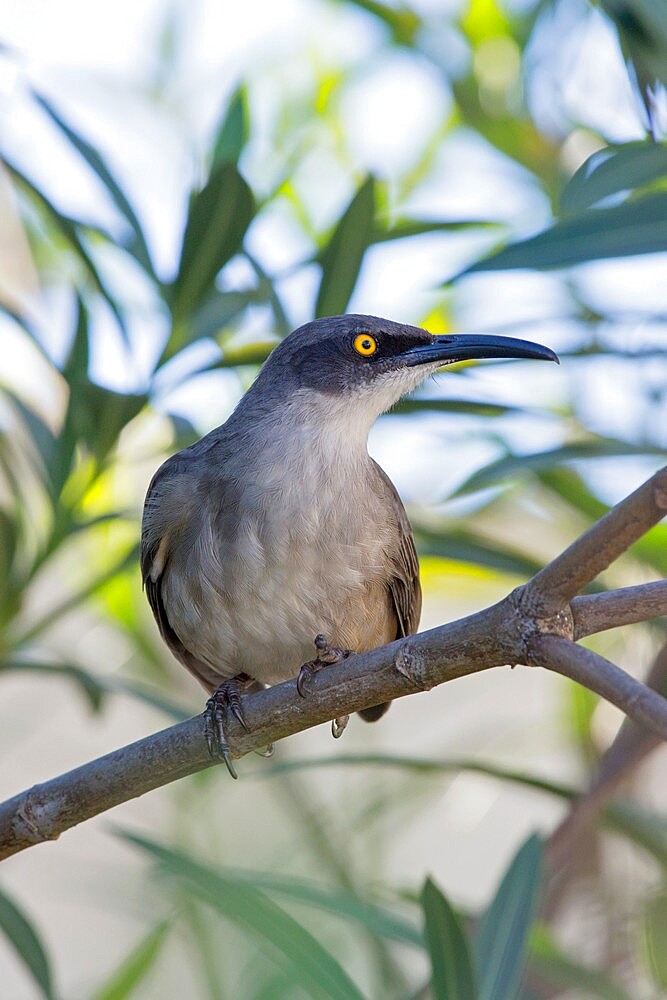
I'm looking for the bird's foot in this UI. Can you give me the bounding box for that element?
[204,674,252,779]
[297,635,351,740]
[296,634,351,696]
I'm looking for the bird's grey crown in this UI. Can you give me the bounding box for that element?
[243,314,433,403]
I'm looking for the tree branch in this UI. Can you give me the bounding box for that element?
[571,581,667,638]
[1,467,666,861]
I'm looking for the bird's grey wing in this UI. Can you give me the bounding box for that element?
[371,460,422,639]
[141,457,222,691]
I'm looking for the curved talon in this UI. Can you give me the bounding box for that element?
[204,676,252,778]
[331,716,349,739]
[254,743,274,758]
[297,662,315,697]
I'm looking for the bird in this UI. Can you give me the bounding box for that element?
[141,314,558,776]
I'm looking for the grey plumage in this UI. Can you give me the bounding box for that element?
[141,314,557,732]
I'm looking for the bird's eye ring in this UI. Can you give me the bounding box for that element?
[353,333,378,357]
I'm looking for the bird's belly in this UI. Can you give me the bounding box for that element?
[163,517,394,686]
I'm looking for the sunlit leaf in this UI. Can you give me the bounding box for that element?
[0,885,55,999]
[392,398,524,417]
[475,834,544,1000]
[171,163,255,319]
[316,176,375,318]
[91,920,171,1000]
[529,924,633,1000]
[211,86,248,167]
[561,142,667,214]
[372,219,498,243]
[121,834,365,1000]
[465,193,667,272]
[33,91,155,277]
[421,878,478,999]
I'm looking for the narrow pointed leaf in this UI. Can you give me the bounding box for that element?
[92,920,171,1000]
[454,440,666,496]
[421,878,478,999]
[475,834,544,1000]
[34,91,155,276]
[465,193,667,272]
[171,163,254,318]
[0,886,54,999]
[316,176,375,317]
[414,527,544,578]
[211,86,248,167]
[5,160,128,338]
[561,142,667,214]
[121,834,365,1000]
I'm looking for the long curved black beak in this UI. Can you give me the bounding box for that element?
[401,333,559,367]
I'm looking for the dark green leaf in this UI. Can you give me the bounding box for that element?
[414,526,544,578]
[211,86,248,167]
[92,920,171,1000]
[642,891,667,989]
[171,163,255,318]
[421,878,477,1000]
[465,193,667,272]
[316,177,376,318]
[372,219,498,243]
[561,142,667,214]
[0,885,54,999]
[529,924,633,1000]
[121,834,365,1000]
[454,441,666,496]
[34,91,155,276]
[475,835,544,1000]
[392,398,524,417]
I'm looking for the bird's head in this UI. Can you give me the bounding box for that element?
[246,314,558,429]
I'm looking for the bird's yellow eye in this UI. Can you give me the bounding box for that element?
[353,333,377,357]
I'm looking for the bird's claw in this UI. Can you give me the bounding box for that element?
[204,675,251,779]
[331,716,349,739]
[297,635,351,698]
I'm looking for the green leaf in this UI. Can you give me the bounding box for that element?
[316,177,376,318]
[91,920,171,1000]
[0,885,55,999]
[33,91,155,277]
[475,834,544,1000]
[211,86,248,167]
[454,440,667,496]
[642,891,667,989]
[421,878,478,1000]
[392,398,525,418]
[372,219,498,243]
[561,142,667,214]
[529,924,633,1000]
[6,159,129,339]
[121,834,365,1000]
[203,868,423,947]
[414,526,544,578]
[465,193,667,272]
[171,163,255,319]
[160,288,254,365]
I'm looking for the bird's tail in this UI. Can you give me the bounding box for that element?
[358,701,391,722]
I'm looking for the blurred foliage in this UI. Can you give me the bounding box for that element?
[0,0,666,996]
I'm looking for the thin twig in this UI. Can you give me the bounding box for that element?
[529,634,667,740]
[529,466,667,607]
[571,581,667,639]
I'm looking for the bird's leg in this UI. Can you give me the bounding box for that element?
[297,634,351,739]
[204,673,252,778]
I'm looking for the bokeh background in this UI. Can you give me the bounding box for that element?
[1,0,666,997]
